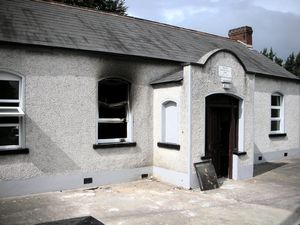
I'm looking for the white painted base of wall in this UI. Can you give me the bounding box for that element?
[232,155,253,180]
[0,167,152,198]
[5,149,295,198]
[190,172,199,189]
[153,166,189,189]
[254,148,300,164]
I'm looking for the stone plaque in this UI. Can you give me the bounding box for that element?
[218,66,232,83]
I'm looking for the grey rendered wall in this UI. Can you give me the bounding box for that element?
[0,44,181,183]
[190,51,255,186]
[254,76,300,163]
[153,84,188,173]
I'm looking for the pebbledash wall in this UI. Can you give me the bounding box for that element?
[254,76,300,164]
[0,44,299,197]
[188,51,255,187]
[0,44,181,197]
[152,84,190,188]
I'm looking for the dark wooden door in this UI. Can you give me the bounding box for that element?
[205,95,239,178]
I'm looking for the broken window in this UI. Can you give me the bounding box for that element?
[98,78,131,142]
[0,73,24,149]
[270,93,284,133]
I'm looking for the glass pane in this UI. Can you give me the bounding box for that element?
[0,102,19,107]
[0,108,19,113]
[271,95,280,106]
[0,81,19,100]
[0,117,19,124]
[0,126,19,146]
[99,102,126,118]
[98,79,128,104]
[271,121,280,131]
[271,109,280,118]
[98,122,127,139]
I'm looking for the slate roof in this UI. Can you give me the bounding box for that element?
[0,0,298,80]
[151,70,183,85]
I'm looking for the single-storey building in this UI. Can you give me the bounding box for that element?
[0,0,299,197]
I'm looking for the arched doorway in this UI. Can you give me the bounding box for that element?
[205,94,239,178]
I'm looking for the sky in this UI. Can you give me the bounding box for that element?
[126,0,300,60]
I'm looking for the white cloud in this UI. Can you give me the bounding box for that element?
[163,8,185,23]
[252,0,300,15]
[162,6,218,23]
[126,0,300,58]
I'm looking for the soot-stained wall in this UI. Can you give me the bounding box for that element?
[0,44,181,181]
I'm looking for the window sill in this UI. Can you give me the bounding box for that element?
[0,148,29,155]
[269,133,287,138]
[93,142,136,149]
[201,156,212,160]
[157,142,180,150]
[233,151,247,156]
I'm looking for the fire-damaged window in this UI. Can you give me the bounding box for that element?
[98,78,131,143]
[0,72,25,150]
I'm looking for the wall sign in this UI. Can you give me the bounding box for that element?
[218,66,232,83]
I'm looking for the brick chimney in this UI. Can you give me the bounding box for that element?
[228,26,253,47]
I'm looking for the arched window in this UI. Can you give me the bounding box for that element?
[0,72,25,149]
[162,101,178,144]
[271,93,284,133]
[98,78,131,143]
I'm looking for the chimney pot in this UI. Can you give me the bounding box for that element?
[228,26,253,47]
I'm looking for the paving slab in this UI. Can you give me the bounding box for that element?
[0,157,299,225]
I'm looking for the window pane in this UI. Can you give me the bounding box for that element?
[0,102,19,107]
[0,126,19,146]
[271,121,280,131]
[271,109,280,118]
[99,102,126,118]
[0,108,19,113]
[271,95,280,106]
[0,81,19,100]
[98,122,127,139]
[0,117,19,124]
[98,79,128,104]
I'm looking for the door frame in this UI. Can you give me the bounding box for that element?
[204,93,243,179]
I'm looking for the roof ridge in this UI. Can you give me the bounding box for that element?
[32,0,232,41]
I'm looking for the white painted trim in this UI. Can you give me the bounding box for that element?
[161,100,178,143]
[153,166,189,188]
[0,71,25,149]
[187,65,192,188]
[0,107,24,116]
[238,99,245,152]
[270,93,284,134]
[0,167,153,198]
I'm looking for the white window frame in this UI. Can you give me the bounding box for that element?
[0,72,25,150]
[270,93,284,134]
[161,100,178,144]
[97,78,132,143]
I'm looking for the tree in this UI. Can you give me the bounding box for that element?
[50,0,128,15]
[284,52,295,74]
[274,56,283,66]
[293,52,300,77]
[268,48,275,61]
[260,47,283,67]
